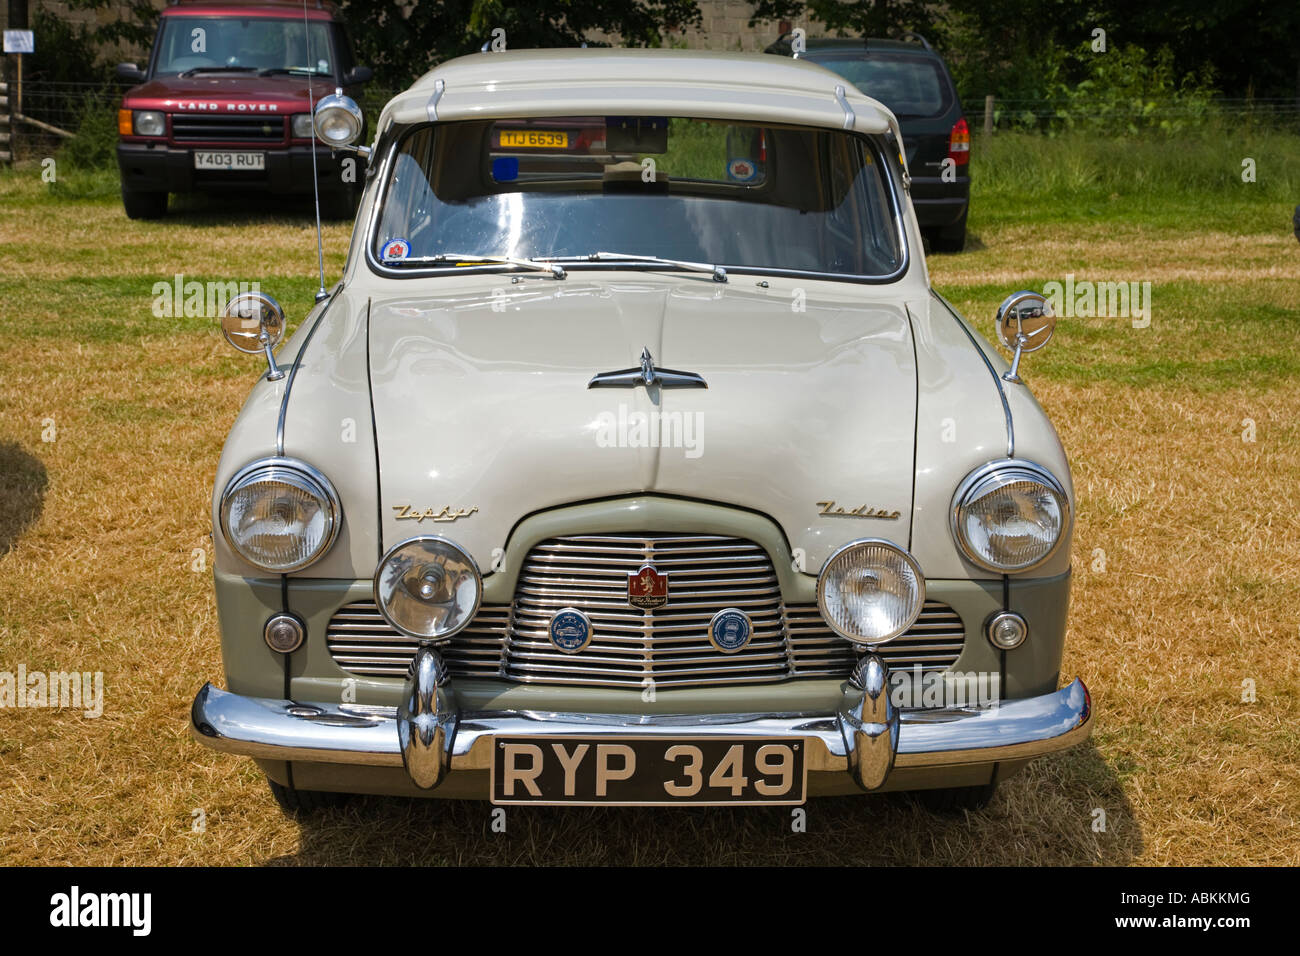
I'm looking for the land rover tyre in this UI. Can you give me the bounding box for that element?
[927,209,968,253]
[267,777,350,815]
[320,181,362,221]
[122,184,167,220]
[910,781,997,813]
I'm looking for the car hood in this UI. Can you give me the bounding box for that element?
[122,74,322,112]
[366,276,918,563]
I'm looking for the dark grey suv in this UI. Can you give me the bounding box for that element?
[766,33,970,252]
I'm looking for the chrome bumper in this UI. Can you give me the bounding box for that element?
[191,651,1093,794]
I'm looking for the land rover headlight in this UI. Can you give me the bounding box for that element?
[291,113,315,139]
[817,539,925,645]
[374,537,481,640]
[133,110,165,137]
[952,460,1069,572]
[220,459,341,572]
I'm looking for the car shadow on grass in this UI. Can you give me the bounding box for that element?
[267,739,1138,866]
[0,441,49,557]
[164,191,346,227]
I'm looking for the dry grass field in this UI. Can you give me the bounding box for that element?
[1,155,1298,866]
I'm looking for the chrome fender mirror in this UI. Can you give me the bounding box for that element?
[221,292,287,382]
[995,290,1055,384]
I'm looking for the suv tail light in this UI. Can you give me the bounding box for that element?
[948,117,970,166]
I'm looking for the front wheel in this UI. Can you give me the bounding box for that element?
[318,182,361,221]
[122,185,167,220]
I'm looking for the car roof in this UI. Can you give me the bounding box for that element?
[380,48,901,137]
[802,38,938,55]
[161,0,338,19]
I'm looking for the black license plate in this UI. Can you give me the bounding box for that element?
[490,735,807,806]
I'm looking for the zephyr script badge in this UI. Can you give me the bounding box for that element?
[628,564,669,610]
[817,500,901,520]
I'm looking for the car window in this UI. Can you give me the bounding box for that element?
[372,116,904,280]
[153,17,334,76]
[808,54,950,119]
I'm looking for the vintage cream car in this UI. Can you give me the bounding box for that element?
[190,49,1092,813]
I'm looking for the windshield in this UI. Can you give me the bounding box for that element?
[370,116,905,280]
[153,17,334,76]
[807,54,951,119]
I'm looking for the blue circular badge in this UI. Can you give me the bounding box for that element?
[381,238,411,261]
[726,158,758,182]
[549,607,592,654]
[709,608,752,654]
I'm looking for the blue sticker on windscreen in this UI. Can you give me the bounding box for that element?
[492,156,519,182]
[381,238,411,261]
[727,158,759,182]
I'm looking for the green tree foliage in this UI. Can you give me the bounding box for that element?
[339,0,704,88]
[749,0,1299,100]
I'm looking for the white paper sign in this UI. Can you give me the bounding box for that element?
[4,30,35,54]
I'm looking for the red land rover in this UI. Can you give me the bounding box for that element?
[114,0,372,220]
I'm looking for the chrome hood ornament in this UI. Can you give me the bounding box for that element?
[588,347,708,390]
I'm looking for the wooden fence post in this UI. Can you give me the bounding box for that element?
[0,81,10,164]
[984,95,995,135]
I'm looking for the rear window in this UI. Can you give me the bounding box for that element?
[808,53,952,119]
[370,115,906,280]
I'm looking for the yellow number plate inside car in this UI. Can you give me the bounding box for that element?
[499,129,569,149]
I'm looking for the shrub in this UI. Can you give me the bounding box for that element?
[60,96,120,171]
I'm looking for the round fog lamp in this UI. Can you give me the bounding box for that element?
[986,611,1028,650]
[817,538,925,645]
[374,536,481,640]
[264,613,305,653]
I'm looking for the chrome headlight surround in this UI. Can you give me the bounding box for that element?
[312,91,364,147]
[816,538,926,646]
[219,457,341,573]
[373,536,482,641]
[951,459,1070,573]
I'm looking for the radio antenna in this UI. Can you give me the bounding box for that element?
[303,0,328,302]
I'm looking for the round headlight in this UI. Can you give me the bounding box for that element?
[374,537,481,640]
[817,539,925,646]
[291,112,316,139]
[312,92,363,147]
[220,459,341,572]
[133,110,165,137]
[952,460,1069,572]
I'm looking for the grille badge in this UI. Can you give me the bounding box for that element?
[548,607,593,654]
[709,608,753,654]
[627,564,669,610]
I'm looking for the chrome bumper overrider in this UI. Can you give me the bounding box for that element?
[191,650,1092,793]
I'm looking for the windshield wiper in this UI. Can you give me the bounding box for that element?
[551,252,727,283]
[415,253,567,279]
[258,68,323,77]
[177,66,259,78]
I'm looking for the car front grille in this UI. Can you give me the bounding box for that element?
[171,113,286,143]
[326,533,966,688]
